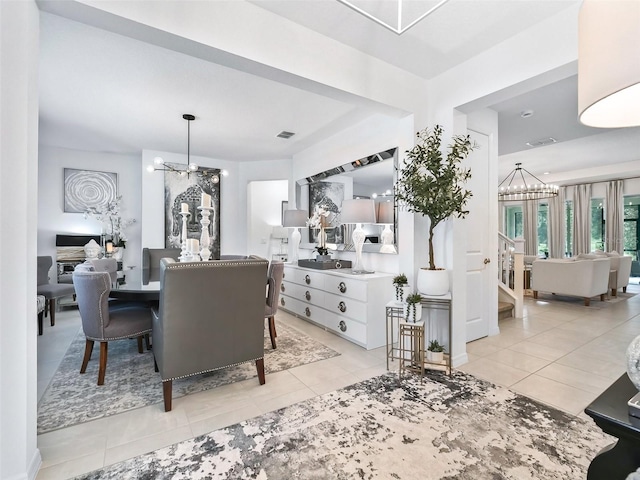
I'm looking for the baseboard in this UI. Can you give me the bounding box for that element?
[452,352,469,368]
[3,448,41,480]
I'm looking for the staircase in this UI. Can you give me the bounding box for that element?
[498,233,524,319]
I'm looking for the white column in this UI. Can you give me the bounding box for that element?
[0,1,41,479]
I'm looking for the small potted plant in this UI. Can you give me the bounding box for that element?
[427,339,445,363]
[404,292,423,322]
[392,273,408,303]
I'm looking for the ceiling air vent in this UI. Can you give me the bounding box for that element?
[525,137,557,148]
[276,131,295,139]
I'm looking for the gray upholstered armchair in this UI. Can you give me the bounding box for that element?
[265,261,284,349]
[153,256,269,411]
[37,256,76,329]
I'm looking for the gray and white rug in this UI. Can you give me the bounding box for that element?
[74,371,611,479]
[38,323,339,434]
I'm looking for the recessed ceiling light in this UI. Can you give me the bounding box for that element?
[520,110,534,118]
[525,137,557,148]
[543,172,550,175]
[276,131,295,139]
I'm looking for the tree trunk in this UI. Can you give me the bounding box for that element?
[428,223,436,270]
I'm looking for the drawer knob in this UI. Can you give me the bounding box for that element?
[280,284,285,293]
[338,282,347,293]
[305,290,311,301]
[282,272,285,279]
[338,301,347,313]
[280,297,285,306]
[305,274,311,285]
[305,307,311,317]
[339,320,347,332]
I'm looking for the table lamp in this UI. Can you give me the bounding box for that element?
[341,199,376,274]
[376,200,397,254]
[283,209,307,263]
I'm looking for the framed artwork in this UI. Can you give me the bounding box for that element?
[64,168,118,213]
[164,164,221,259]
[308,181,344,244]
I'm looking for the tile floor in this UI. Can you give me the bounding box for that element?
[35,287,640,479]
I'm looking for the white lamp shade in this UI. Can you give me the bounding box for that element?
[341,199,377,224]
[376,201,394,224]
[578,0,640,127]
[283,209,307,228]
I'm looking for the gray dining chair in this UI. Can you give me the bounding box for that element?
[142,248,181,282]
[73,269,152,385]
[265,261,284,349]
[37,256,76,329]
[88,258,118,283]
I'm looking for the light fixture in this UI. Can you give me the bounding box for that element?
[341,199,377,274]
[337,0,451,35]
[282,209,307,264]
[147,114,223,182]
[578,0,640,127]
[376,201,397,254]
[498,163,559,201]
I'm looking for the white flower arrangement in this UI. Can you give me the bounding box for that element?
[306,205,338,254]
[84,195,136,247]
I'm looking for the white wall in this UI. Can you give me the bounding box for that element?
[0,2,41,479]
[247,180,288,259]
[38,146,142,272]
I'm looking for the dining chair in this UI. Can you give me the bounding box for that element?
[72,269,152,385]
[142,248,181,281]
[37,256,76,329]
[37,295,46,336]
[88,258,118,282]
[265,261,284,349]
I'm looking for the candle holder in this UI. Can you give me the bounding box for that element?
[179,211,191,262]
[198,206,214,261]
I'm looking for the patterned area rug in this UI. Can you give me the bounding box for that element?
[74,371,611,479]
[37,323,339,434]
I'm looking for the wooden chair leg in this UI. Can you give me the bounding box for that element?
[612,288,618,297]
[154,356,159,373]
[44,299,49,318]
[49,298,56,327]
[256,358,265,385]
[533,291,538,299]
[137,336,143,354]
[163,380,172,412]
[97,342,108,385]
[624,286,628,293]
[144,333,151,350]
[38,312,44,336]
[585,298,591,306]
[600,294,606,302]
[80,339,94,373]
[268,316,277,349]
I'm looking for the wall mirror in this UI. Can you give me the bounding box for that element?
[296,147,398,254]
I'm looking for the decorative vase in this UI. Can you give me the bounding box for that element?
[84,239,101,259]
[403,302,423,323]
[417,268,449,296]
[627,335,640,390]
[113,247,124,261]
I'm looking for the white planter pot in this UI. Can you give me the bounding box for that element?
[426,350,444,363]
[403,303,423,323]
[393,284,411,304]
[417,268,449,296]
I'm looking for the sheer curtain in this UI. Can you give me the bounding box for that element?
[548,187,566,258]
[606,180,624,253]
[573,184,592,255]
[522,200,539,255]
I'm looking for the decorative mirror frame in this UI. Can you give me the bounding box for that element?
[295,147,398,254]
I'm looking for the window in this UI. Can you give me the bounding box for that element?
[566,200,573,257]
[505,205,522,239]
[538,203,548,256]
[591,198,604,252]
[624,196,640,260]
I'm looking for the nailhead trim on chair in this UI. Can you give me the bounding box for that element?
[85,329,152,342]
[161,356,265,382]
[164,258,268,270]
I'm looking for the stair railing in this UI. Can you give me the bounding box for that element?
[498,233,524,318]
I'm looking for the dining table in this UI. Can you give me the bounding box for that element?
[109,267,160,302]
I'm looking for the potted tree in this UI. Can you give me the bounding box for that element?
[392,273,409,304]
[427,339,445,363]
[395,125,476,295]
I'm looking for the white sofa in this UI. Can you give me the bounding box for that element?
[577,252,632,297]
[531,257,611,306]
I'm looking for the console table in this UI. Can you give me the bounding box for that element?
[279,264,393,349]
[585,373,640,479]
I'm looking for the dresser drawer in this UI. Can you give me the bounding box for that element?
[324,312,367,346]
[323,275,367,301]
[287,268,325,289]
[324,291,367,322]
[281,282,324,305]
[280,295,324,325]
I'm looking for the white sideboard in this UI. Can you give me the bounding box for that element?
[278,264,394,350]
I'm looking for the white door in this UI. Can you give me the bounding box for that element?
[465,130,495,342]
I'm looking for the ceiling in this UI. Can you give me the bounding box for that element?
[38,0,640,183]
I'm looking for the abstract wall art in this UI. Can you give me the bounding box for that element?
[64,168,118,213]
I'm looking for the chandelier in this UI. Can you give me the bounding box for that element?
[337,0,450,35]
[147,114,226,183]
[498,163,559,201]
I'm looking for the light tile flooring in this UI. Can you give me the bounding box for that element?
[36,287,640,479]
